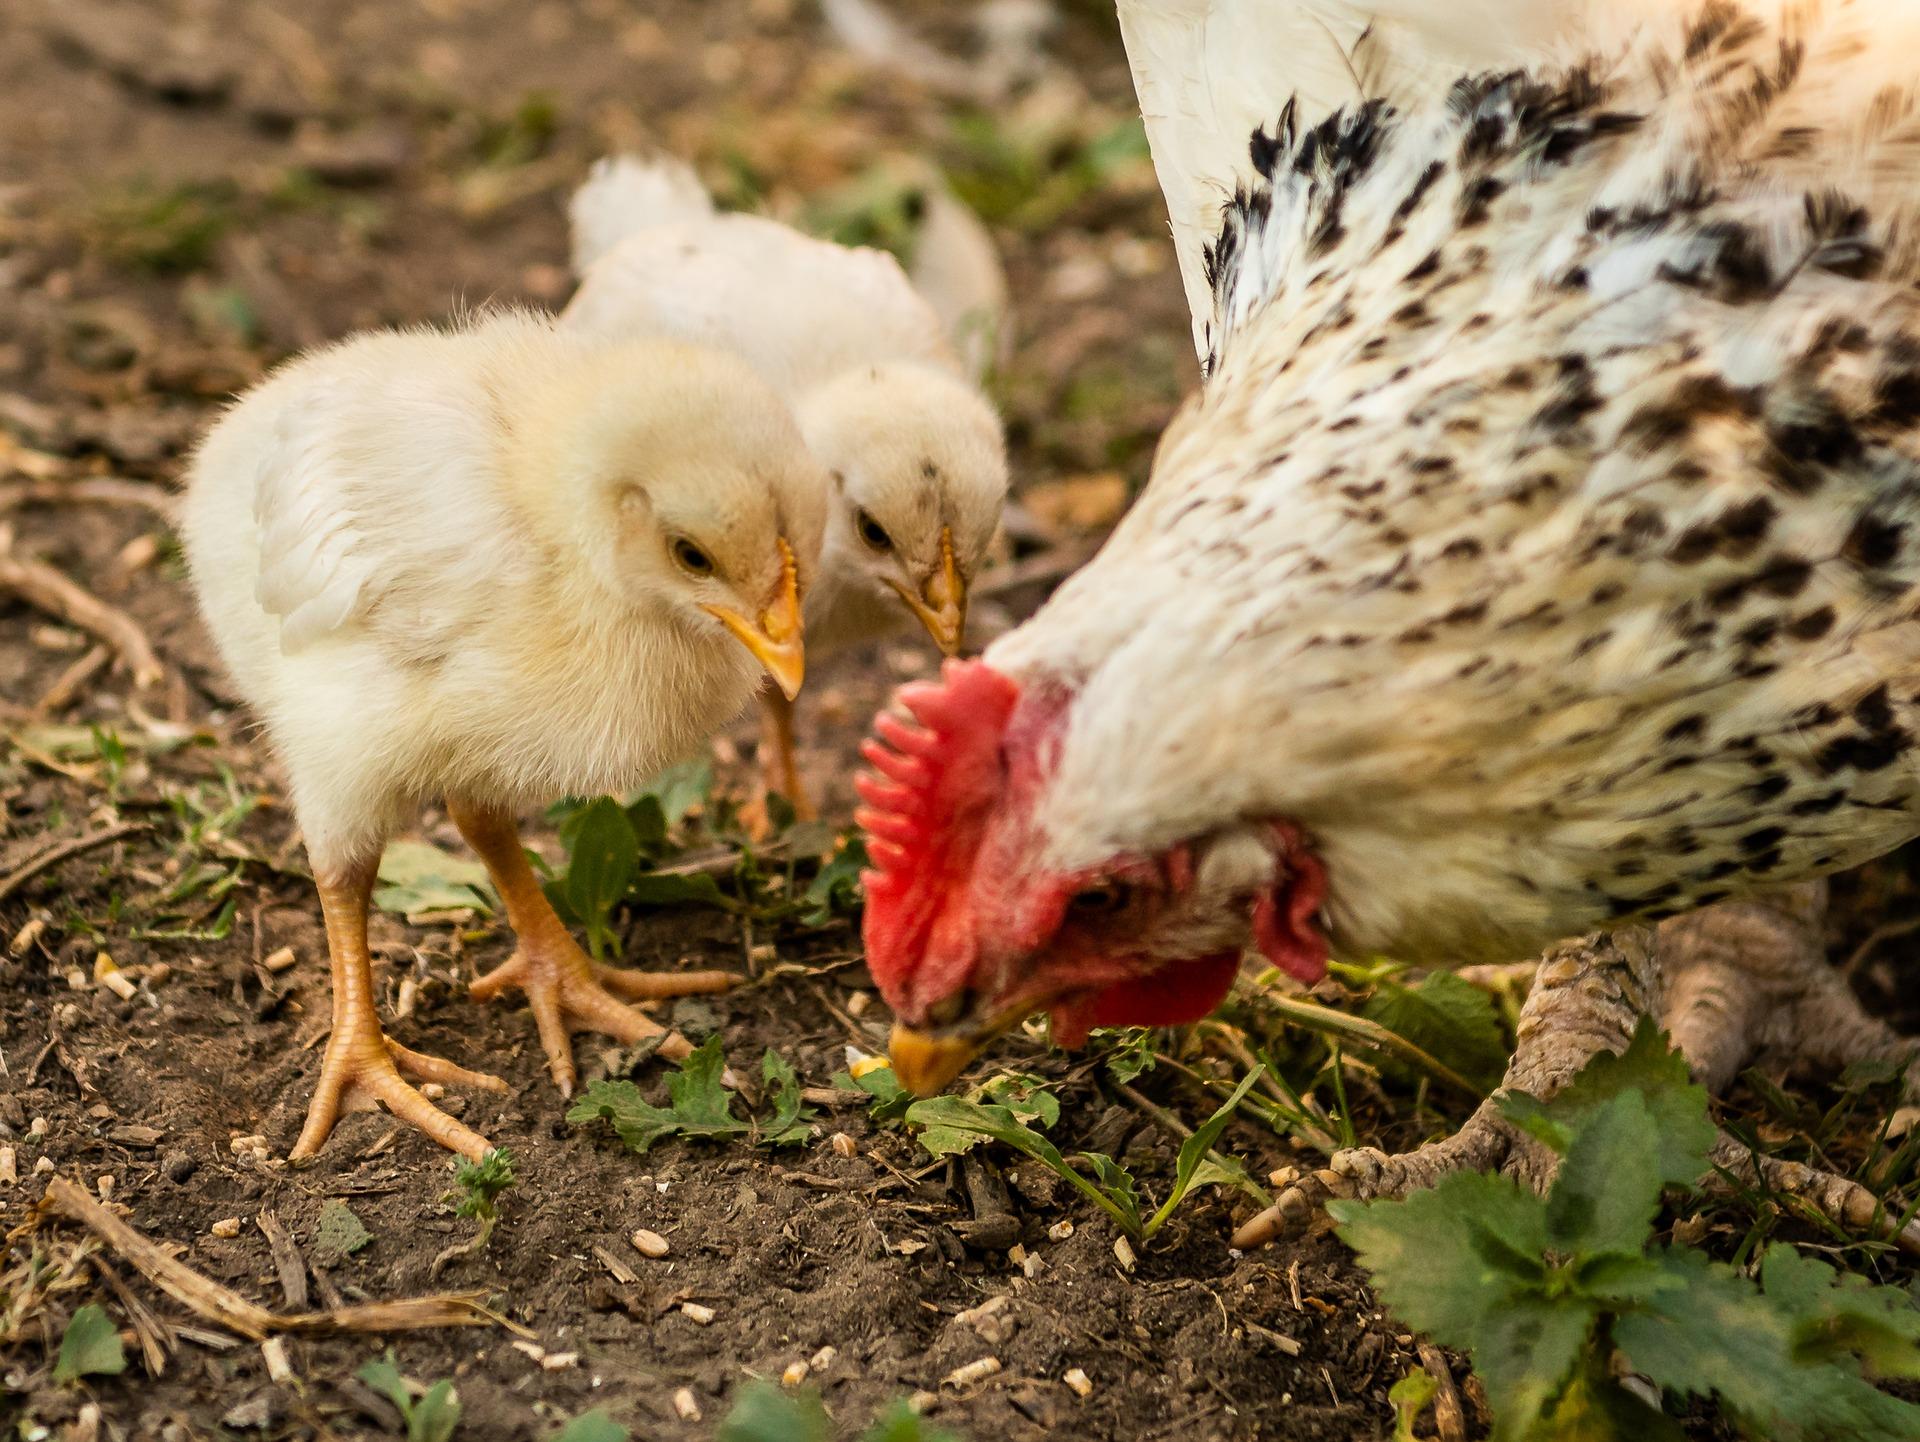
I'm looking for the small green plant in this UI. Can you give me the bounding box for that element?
[313,1200,374,1265]
[1333,1021,1920,1441]
[357,1353,461,1442]
[549,1409,628,1442]
[718,1382,962,1442]
[53,1304,126,1383]
[840,1063,1266,1241]
[373,839,497,920]
[568,1038,816,1153]
[449,1147,515,1248]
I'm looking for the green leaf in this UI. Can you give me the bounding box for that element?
[1091,1027,1157,1084]
[567,1036,748,1152]
[1546,1089,1667,1260]
[1077,1151,1144,1236]
[1333,1172,1553,1337]
[718,1381,830,1442]
[835,1063,915,1125]
[1388,1369,1437,1442]
[357,1354,413,1417]
[759,1049,818,1147]
[563,798,640,959]
[1145,1066,1263,1236]
[1506,1020,1716,1189]
[452,1147,515,1223]
[624,794,669,856]
[1616,1245,1920,1442]
[799,834,870,925]
[374,839,496,919]
[53,1304,127,1383]
[1761,1245,1920,1380]
[1364,972,1508,1091]
[550,1410,629,1442]
[314,1200,373,1263]
[641,758,713,829]
[977,1073,1061,1129]
[410,1380,461,1442]
[628,870,731,910]
[903,1094,1140,1235]
[858,1399,965,1442]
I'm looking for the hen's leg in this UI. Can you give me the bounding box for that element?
[452,799,736,1096]
[741,688,814,839]
[1239,900,1920,1251]
[292,854,506,1162]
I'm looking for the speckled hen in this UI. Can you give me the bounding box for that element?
[858,0,1920,1244]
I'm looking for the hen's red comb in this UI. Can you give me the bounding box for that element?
[856,658,1020,1007]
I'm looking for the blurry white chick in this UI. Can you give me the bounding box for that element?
[182,309,827,1160]
[563,156,1009,819]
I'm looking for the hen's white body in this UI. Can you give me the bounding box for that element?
[184,310,815,867]
[988,0,1920,966]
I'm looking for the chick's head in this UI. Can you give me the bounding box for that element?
[801,362,1007,655]
[512,338,828,697]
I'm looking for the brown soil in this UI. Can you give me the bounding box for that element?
[1,4,1914,1442]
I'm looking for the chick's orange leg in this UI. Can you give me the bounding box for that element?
[450,799,736,1096]
[741,688,815,840]
[292,855,505,1163]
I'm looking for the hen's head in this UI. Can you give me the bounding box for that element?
[858,658,1327,1094]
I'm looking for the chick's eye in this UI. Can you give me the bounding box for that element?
[856,509,893,552]
[1070,882,1127,916]
[672,539,715,577]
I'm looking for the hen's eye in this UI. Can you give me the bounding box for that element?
[856,509,894,552]
[1070,883,1127,916]
[672,538,715,577]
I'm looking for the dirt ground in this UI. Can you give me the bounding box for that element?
[2,4,1917,1441]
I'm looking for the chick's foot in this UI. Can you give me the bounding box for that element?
[293,862,506,1164]
[452,798,736,1097]
[1237,905,1920,1253]
[742,687,815,841]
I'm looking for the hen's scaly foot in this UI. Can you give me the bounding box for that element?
[293,1023,505,1163]
[1237,913,1920,1253]
[468,935,735,1095]
[450,796,736,1098]
[292,857,506,1164]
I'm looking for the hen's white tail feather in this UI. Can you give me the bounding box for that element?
[567,155,715,274]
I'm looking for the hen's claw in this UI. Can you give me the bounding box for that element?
[469,938,733,1096]
[1237,906,1920,1254]
[292,859,504,1163]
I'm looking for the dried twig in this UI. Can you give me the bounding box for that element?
[35,643,111,715]
[0,475,177,520]
[1418,1341,1469,1442]
[0,822,148,906]
[42,1178,516,1338]
[974,539,1100,601]
[0,542,164,688]
[253,1209,309,1311]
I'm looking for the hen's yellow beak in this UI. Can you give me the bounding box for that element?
[891,526,967,656]
[888,1024,983,1097]
[704,537,805,700]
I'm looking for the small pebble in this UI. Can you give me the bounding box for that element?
[0,1146,16,1186]
[781,1360,810,1388]
[680,1302,715,1326]
[229,1134,266,1155]
[809,1345,837,1373]
[829,1132,858,1160]
[1047,1220,1074,1241]
[261,946,298,974]
[1063,1367,1093,1399]
[672,1388,702,1422]
[261,1337,293,1384]
[163,1151,197,1183]
[28,1117,47,1139]
[631,1228,670,1259]
[210,1217,242,1239]
[844,990,871,1017]
[33,1155,55,1176]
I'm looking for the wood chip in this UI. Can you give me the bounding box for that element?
[255,1209,310,1311]
[1419,1341,1468,1442]
[679,1301,715,1326]
[9,915,47,956]
[261,1336,293,1383]
[942,1357,1001,1389]
[1112,1236,1136,1272]
[0,1147,15,1186]
[590,1243,637,1285]
[1063,1367,1093,1399]
[672,1388,702,1422]
[829,1132,858,1159]
[210,1217,242,1239]
[630,1228,670,1259]
[1047,1220,1074,1241]
[809,1345,836,1373]
[781,1360,811,1388]
[260,946,298,974]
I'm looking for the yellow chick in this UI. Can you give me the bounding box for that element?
[182,309,827,1160]
[563,157,1009,818]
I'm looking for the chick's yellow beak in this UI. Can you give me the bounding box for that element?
[888,1024,983,1097]
[704,537,805,700]
[893,526,967,656]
